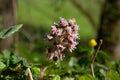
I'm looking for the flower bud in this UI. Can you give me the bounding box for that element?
[68,18,75,26]
[59,17,68,27]
[89,39,97,47]
[46,34,53,40]
[57,44,65,51]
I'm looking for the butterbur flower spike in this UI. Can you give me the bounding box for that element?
[46,17,79,61]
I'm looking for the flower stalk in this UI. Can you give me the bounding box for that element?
[90,39,103,77]
[27,68,33,80]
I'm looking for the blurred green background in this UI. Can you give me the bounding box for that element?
[17,0,100,40]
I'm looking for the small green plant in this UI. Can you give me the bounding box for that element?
[0,24,39,80]
[0,50,40,80]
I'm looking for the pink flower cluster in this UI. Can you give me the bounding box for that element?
[46,17,79,61]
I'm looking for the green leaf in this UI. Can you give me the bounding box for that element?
[5,75,13,80]
[108,70,120,80]
[69,57,77,67]
[0,61,6,71]
[0,24,23,39]
[11,55,22,64]
[78,74,97,80]
[99,69,106,77]
[78,56,90,67]
[11,55,27,67]
[3,50,11,59]
[79,75,89,80]
[31,67,40,75]
[64,77,73,80]
[53,75,61,80]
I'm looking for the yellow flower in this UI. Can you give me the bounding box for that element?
[89,39,97,47]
